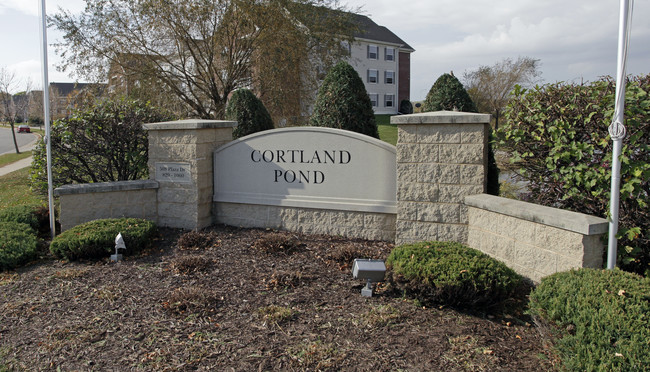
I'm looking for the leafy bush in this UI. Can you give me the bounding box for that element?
[0,221,39,271]
[399,99,413,114]
[498,75,650,275]
[423,73,477,113]
[31,98,175,193]
[386,241,521,308]
[49,218,157,260]
[529,269,650,371]
[310,61,379,138]
[0,205,39,230]
[226,88,275,139]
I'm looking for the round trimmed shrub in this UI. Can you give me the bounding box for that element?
[386,241,521,307]
[423,73,477,113]
[310,61,379,138]
[529,269,650,371]
[49,218,157,260]
[0,221,39,271]
[399,99,413,114]
[226,88,275,139]
[0,205,40,230]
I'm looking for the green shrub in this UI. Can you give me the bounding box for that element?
[310,61,378,138]
[423,73,477,113]
[49,218,157,260]
[386,241,521,308]
[31,98,175,193]
[399,99,413,114]
[0,205,39,230]
[226,88,275,139]
[0,221,39,271]
[529,269,650,371]
[498,75,650,275]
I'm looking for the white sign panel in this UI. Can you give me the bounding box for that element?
[214,127,396,213]
[156,162,192,183]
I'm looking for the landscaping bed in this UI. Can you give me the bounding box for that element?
[0,225,554,371]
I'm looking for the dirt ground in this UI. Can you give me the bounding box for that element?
[0,225,556,371]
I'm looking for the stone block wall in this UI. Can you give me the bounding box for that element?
[392,111,490,245]
[215,202,396,241]
[54,180,158,231]
[144,119,235,230]
[465,194,608,282]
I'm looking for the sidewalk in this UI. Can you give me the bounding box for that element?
[0,132,39,177]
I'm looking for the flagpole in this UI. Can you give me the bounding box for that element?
[607,0,633,269]
[38,0,56,239]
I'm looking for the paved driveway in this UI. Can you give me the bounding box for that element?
[0,127,37,154]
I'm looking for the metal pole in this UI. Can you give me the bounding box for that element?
[38,0,56,239]
[607,0,633,269]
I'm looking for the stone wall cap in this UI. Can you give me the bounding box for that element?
[54,180,159,196]
[391,111,491,125]
[144,119,237,131]
[465,194,609,235]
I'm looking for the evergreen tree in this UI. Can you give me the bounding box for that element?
[310,61,378,138]
[423,73,477,113]
[226,89,274,139]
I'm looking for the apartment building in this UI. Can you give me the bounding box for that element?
[346,14,414,115]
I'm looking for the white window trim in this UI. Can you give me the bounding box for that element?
[385,70,395,84]
[367,45,379,60]
[385,47,395,61]
[367,69,378,84]
[384,94,395,108]
[369,93,378,107]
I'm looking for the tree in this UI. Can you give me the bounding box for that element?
[30,98,175,193]
[0,67,21,154]
[51,0,356,120]
[310,61,378,138]
[423,73,477,113]
[463,56,541,129]
[226,88,274,139]
[497,75,650,275]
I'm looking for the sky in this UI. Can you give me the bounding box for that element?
[1,0,648,100]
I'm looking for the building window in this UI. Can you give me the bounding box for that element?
[341,41,351,56]
[367,69,378,84]
[369,94,378,107]
[385,94,394,108]
[385,71,395,84]
[367,45,378,59]
[385,47,395,61]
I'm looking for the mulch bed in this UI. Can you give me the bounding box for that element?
[0,225,555,371]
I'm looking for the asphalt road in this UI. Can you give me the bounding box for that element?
[0,127,37,154]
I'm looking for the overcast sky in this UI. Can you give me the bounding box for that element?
[1,0,648,100]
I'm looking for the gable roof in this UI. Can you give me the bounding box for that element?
[50,82,90,96]
[352,14,414,52]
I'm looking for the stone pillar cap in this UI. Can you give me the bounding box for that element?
[144,119,237,131]
[391,111,491,125]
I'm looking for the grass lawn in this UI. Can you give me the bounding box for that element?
[0,151,32,168]
[376,114,397,146]
[0,167,45,209]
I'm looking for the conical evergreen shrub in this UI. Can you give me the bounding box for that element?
[226,89,274,139]
[310,61,378,138]
[423,73,477,112]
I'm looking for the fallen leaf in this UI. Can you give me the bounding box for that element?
[483,349,494,355]
[618,290,626,297]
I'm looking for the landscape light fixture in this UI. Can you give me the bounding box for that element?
[352,259,386,297]
[111,233,126,262]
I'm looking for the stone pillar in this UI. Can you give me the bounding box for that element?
[392,111,491,245]
[144,119,236,230]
